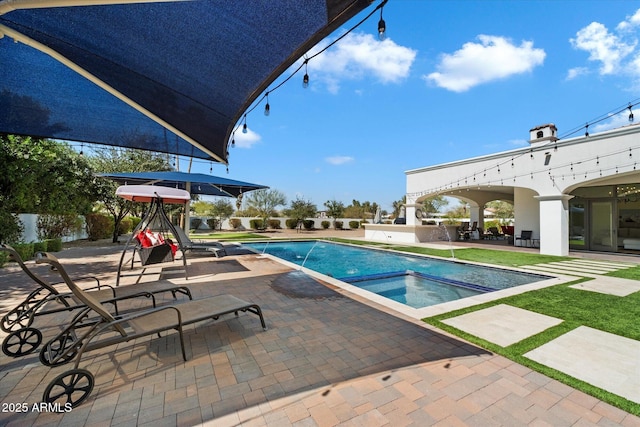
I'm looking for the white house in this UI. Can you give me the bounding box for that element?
[368,122,640,256]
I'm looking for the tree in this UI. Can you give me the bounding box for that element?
[285,196,317,222]
[486,200,514,223]
[323,199,345,227]
[0,135,98,215]
[211,199,235,230]
[244,189,286,227]
[445,200,469,219]
[0,135,99,242]
[89,146,173,242]
[344,199,379,219]
[392,196,406,218]
[422,196,448,215]
[191,200,214,217]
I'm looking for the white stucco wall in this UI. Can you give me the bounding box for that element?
[403,123,640,255]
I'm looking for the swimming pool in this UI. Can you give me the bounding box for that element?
[243,241,550,309]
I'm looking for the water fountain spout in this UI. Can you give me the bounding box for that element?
[301,241,319,269]
[440,223,456,259]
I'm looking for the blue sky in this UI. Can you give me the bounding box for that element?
[187,0,640,212]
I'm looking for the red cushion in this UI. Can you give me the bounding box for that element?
[136,231,153,248]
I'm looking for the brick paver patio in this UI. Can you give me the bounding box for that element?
[0,243,638,426]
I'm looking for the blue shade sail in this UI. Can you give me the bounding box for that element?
[0,0,372,163]
[98,171,268,198]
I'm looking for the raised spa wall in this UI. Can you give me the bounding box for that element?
[364,224,459,244]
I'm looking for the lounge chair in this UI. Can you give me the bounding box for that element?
[0,244,192,358]
[36,252,266,409]
[488,227,504,240]
[515,230,533,247]
[172,226,227,257]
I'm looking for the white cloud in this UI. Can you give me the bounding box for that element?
[325,155,354,165]
[570,22,636,75]
[232,128,261,148]
[425,35,546,92]
[304,32,417,93]
[566,66,589,80]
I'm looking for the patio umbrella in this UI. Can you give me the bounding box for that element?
[98,170,268,233]
[374,206,382,224]
[0,0,375,164]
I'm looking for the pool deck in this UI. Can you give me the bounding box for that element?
[0,235,639,426]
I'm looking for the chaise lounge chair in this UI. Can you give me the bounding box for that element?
[172,226,227,257]
[0,244,192,358]
[35,252,266,409]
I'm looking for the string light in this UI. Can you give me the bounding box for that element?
[227,0,388,151]
[585,123,589,137]
[264,92,270,116]
[629,104,634,122]
[242,115,248,134]
[377,3,386,40]
[302,60,309,88]
[79,142,84,156]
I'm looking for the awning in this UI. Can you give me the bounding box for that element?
[0,0,374,164]
[98,171,268,198]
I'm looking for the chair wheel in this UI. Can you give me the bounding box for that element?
[2,327,42,357]
[39,331,78,366]
[43,369,94,409]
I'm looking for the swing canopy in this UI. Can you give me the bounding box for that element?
[116,185,190,204]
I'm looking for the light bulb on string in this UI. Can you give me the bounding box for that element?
[377,4,386,40]
[585,123,589,137]
[629,104,634,122]
[242,114,248,134]
[302,60,309,88]
[79,142,84,156]
[264,92,270,116]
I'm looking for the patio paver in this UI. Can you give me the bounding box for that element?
[0,242,638,426]
[441,304,564,347]
[525,326,640,404]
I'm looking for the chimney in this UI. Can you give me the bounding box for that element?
[529,123,558,145]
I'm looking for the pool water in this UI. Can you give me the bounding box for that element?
[244,241,550,309]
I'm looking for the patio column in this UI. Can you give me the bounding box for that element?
[405,204,419,226]
[535,194,573,256]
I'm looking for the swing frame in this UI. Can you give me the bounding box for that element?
[115,185,190,286]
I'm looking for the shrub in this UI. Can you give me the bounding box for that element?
[118,217,133,235]
[229,218,242,229]
[85,213,112,241]
[285,219,298,229]
[268,219,281,229]
[349,221,360,229]
[37,214,82,240]
[303,220,314,230]
[321,221,330,229]
[0,210,23,244]
[206,218,218,230]
[12,242,34,261]
[334,221,343,230]
[130,216,142,231]
[33,241,48,253]
[249,219,264,230]
[45,238,62,252]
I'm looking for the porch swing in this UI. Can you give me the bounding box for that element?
[115,185,190,286]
